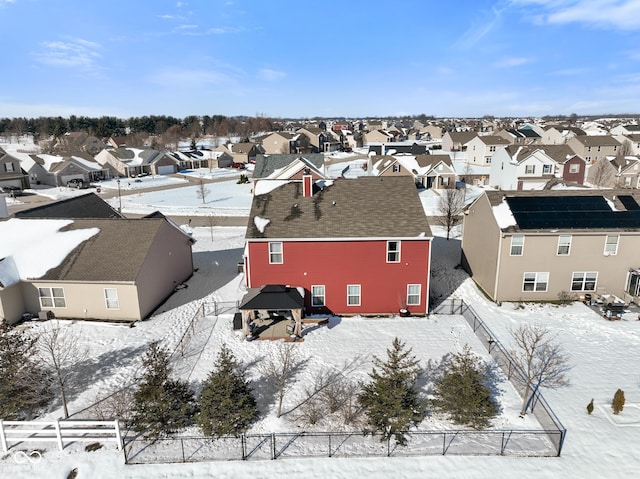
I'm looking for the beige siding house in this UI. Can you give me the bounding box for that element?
[567,135,621,164]
[466,135,510,165]
[462,190,640,303]
[0,217,194,324]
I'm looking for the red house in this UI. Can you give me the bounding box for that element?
[244,175,433,316]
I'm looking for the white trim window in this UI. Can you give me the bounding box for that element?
[4,162,15,172]
[311,285,325,307]
[604,235,619,255]
[543,164,553,174]
[571,272,597,292]
[569,163,580,174]
[38,287,66,308]
[269,242,283,264]
[557,235,572,256]
[523,272,549,292]
[525,164,535,174]
[510,235,524,256]
[105,288,119,309]
[407,284,421,306]
[347,284,361,306]
[387,241,401,263]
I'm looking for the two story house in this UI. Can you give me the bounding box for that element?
[568,135,621,164]
[0,148,29,190]
[462,189,640,303]
[490,145,560,190]
[466,135,510,165]
[243,175,432,317]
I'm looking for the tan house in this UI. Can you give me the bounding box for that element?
[260,132,311,155]
[0,148,29,190]
[568,135,621,164]
[371,153,455,189]
[462,189,640,303]
[95,148,180,177]
[466,135,510,165]
[441,131,477,151]
[0,217,195,324]
[297,127,341,153]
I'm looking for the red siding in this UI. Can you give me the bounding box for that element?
[246,239,431,315]
[562,156,586,185]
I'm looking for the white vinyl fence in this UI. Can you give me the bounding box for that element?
[0,420,122,452]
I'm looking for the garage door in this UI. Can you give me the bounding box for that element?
[157,165,175,175]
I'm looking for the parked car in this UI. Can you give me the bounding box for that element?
[66,179,87,189]
[231,162,246,169]
[0,185,23,196]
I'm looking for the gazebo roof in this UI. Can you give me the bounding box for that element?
[239,284,304,310]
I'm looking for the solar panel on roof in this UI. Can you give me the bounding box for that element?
[504,196,640,229]
[618,195,640,211]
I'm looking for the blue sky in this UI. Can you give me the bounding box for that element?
[1,0,640,119]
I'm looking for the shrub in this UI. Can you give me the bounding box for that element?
[586,398,594,415]
[612,389,625,415]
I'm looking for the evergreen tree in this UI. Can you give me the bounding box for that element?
[358,337,424,446]
[432,346,499,429]
[586,398,594,415]
[197,344,258,437]
[0,322,51,419]
[132,343,197,438]
[612,389,625,415]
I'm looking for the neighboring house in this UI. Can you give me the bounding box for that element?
[364,130,394,144]
[171,150,233,169]
[542,125,586,145]
[613,133,640,156]
[496,128,543,145]
[222,142,263,164]
[568,135,621,164]
[0,148,30,190]
[244,175,432,316]
[367,142,428,156]
[252,154,325,186]
[610,124,640,136]
[441,131,477,152]
[371,154,456,189]
[0,216,195,324]
[260,132,311,155]
[298,127,341,153]
[461,189,640,303]
[14,192,124,219]
[490,145,560,190]
[95,148,180,177]
[610,156,640,189]
[49,154,116,186]
[453,160,491,187]
[421,124,444,140]
[466,135,510,165]
[107,137,128,148]
[56,132,105,156]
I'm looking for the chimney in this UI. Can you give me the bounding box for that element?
[302,174,313,197]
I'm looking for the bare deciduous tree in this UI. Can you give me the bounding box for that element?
[206,215,218,241]
[196,179,210,205]
[510,323,571,416]
[38,322,89,418]
[588,158,615,189]
[437,187,465,240]
[258,342,304,418]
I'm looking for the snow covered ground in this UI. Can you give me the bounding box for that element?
[2,179,640,477]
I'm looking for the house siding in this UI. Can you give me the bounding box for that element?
[0,283,27,325]
[246,239,430,315]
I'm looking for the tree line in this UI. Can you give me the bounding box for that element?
[0,115,282,140]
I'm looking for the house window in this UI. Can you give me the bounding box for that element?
[557,235,572,255]
[269,242,283,264]
[486,157,492,164]
[347,284,361,306]
[105,288,119,309]
[525,165,535,174]
[523,272,549,292]
[311,285,325,307]
[604,235,619,255]
[387,241,400,263]
[626,270,640,297]
[571,272,597,291]
[510,235,524,256]
[543,164,553,174]
[392,164,401,173]
[4,162,14,172]
[407,284,421,306]
[39,287,66,308]
[569,164,580,174]
[587,146,592,152]
[489,146,496,152]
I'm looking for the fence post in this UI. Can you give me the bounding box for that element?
[328,434,332,457]
[55,420,64,451]
[114,420,123,451]
[501,432,506,455]
[181,439,186,463]
[0,420,6,453]
[271,433,276,460]
[241,434,246,460]
[442,433,446,455]
[214,301,218,316]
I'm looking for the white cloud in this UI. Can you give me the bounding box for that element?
[33,38,102,71]
[454,5,505,49]
[494,57,534,67]
[258,68,286,81]
[514,0,640,30]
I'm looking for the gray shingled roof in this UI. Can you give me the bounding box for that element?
[253,154,325,179]
[40,218,167,282]
[14,193,124,219]
[246,176,431,239]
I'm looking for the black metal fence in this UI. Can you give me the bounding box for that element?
[124,428,561,465]
[431,299,566,456]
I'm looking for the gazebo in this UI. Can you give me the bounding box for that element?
[238,285,305,338]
